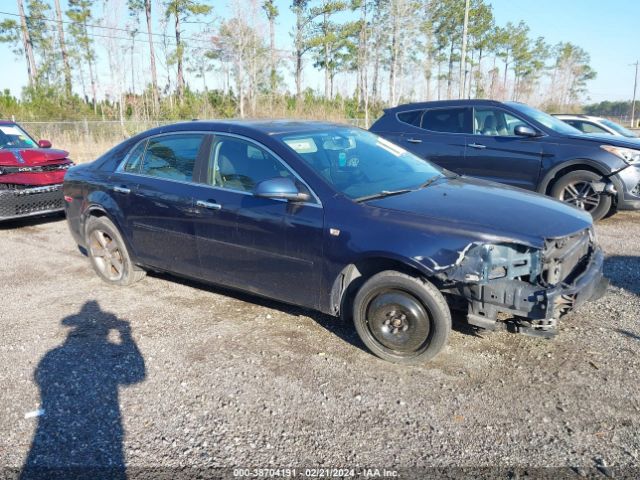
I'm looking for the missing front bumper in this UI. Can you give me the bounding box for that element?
[464,247,607,337]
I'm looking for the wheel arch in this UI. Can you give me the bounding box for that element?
[328,254,436,317]
[81,203,138,262]
[538,159,611,195]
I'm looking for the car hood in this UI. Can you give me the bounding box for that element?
[0,148,69,166]
[566,133,640,148]
[366,176,592,249]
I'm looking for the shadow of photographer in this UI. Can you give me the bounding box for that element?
[21,301,145,480]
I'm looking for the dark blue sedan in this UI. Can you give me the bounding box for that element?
[63,121,607,363]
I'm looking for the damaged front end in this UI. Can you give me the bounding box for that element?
[433,228,608,337]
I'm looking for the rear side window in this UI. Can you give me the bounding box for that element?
[421,107,472,134]
[397,110,423,127]
[140,134,205,182]
[123,140,146,173]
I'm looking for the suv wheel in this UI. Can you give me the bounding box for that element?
[85,216,146,286]
[352,271,451,364]
[551,170,612,221]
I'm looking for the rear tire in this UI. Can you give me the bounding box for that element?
[85,216,145,286]
[352,271,451,364]
[550,170,612,221]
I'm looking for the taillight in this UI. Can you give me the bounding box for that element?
[64,195,73,203]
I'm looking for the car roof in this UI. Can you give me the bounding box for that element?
[553,114,603,121]
[385,99,505,113]
[167,119,354,136]
[0,120,17,125]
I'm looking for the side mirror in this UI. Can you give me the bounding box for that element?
[38,139,52,148]
[514,125,539,138]
[254,177,310,202]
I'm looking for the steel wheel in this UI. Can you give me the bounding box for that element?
[89,229,124,281]
[559,181,601,212]
[365,289,431,354]
[352,271,451,364]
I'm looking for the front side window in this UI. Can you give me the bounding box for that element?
[278,128,442,200]
[571,121,609,135]
[208,135,292,192]
[473,108,528,137]
[506,102,581,135]
[140,134,204,182]
[0,124,37,149]
[421,107,472,134]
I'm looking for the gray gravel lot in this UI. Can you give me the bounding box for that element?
[0,211,639,478]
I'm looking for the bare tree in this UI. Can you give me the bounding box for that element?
[262,0,279,93]
[17,0,38,85]
[164,0,212,102]
[54,0,72,96]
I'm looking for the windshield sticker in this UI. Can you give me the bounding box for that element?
[284,137,318,154]
[376,137,407,157]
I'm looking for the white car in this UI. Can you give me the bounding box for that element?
[554,114,638,138]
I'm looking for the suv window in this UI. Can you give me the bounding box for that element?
[397,110,423,127]
[474,108,528,136]
[567,120,608,135]
[421,107,472,134]
[208,136,292,192]
[123,140,147,173]
[140,134,204,181]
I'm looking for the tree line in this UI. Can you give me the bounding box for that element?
[0,0,597,123]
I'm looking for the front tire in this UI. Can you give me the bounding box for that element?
[352,271,451,364]
[551,170,612,221]
[85,216,146,286]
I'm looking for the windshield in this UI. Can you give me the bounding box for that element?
[278,128,443,200]
[505,102,582,135]
[600,119,638,138]
[0,124,37,149]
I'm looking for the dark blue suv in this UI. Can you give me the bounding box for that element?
[370,100,640,221]
[63,121,607,364]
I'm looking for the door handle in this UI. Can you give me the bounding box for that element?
[196,200,222,210]
[468,143,486,149]
[406,138,422,144]
[113,186,131,194]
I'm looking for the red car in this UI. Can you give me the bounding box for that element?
[0,121,73,221]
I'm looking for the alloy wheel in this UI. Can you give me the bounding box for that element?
[89,229,124,281]
[560,181,601,212]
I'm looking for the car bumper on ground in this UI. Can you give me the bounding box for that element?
[0,184,65,221]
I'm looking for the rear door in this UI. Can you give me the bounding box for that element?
[123,133,209,277]
[459,106,544,190]
[396,107,471,171]
[193,133,324,309]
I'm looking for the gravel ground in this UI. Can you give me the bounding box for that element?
[0,211,639,478]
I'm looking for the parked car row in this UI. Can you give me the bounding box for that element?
[2,103,636,364]
[370,100,640,221]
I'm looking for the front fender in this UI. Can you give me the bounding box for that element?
[538,158,627,194]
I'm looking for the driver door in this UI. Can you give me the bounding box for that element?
[193,134,324,309]
[460,107,544,190]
